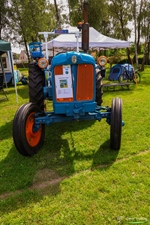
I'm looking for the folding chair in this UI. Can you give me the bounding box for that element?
[0,73,8,100]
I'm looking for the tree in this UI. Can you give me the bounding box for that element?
[53,0,68,28]
[108,0,132,63]
[131,0,150,70]
[0,0,10,39]
[133,0,139,68]
[140,0,150,69]
[67,0,110,35]
[106,0,132,40]
[7,0,56,61]
[54,0,61,28]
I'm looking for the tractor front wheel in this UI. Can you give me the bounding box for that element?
[13,103,29,156]
[13,103,45,156]
[110,97,122,150]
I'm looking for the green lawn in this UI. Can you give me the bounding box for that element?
[0,67,150,224]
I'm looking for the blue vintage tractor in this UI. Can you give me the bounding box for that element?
[12,41,124,156]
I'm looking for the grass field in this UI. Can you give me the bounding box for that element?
[0,67,150,224]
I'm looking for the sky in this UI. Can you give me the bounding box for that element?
[12,47,23,54]
[49,0,67,5]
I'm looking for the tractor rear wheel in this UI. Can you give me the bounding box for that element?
[28,62,45,111]
[13,103,45,156]
[110,97,122,150]
[96,72,103,106]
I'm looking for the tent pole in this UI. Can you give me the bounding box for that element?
[45,36,48,59]
[75,31,80,52]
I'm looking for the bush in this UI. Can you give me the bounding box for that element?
[16,62,29,68]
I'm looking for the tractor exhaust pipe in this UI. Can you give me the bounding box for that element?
[82,1,89,52]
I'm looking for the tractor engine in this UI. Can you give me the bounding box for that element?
[49,51,101,118]
[28,49,104,117]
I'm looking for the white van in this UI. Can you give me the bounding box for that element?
[0,52,26,85]
[0,52,13,84]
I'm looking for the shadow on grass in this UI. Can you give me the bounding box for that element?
[91,140,119,170]
[0,120,13,140]
[102,84,136,95]
[0,120,119,215]
[1,84,28,101]
[0,96,8,102]
[7,85,29,99]
[138,79,150,86]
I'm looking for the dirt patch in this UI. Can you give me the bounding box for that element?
[0,190,22,200]
[0,169,66,200]
[32,169,60,183]
[30,169,66,195]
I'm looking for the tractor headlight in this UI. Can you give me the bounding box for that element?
[38,58,49,69]
[97,56,107,67]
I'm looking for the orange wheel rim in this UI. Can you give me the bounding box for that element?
[26,112,42,147]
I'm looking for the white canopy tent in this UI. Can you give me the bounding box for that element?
[42,26,130,51]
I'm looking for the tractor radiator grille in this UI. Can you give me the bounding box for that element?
[76,64,94,101]
[54,64,94,102]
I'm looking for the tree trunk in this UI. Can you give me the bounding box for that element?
[23,36,30,63]
[54,0,61,28]
[134,0,139,69]
[126,48,132,64]
[148,37,150,65]
[141,41,148,71]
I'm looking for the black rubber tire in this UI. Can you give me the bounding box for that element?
[13,103,30,156]
[28,62,45,110]
[96,71,103,106]
[13,103,45,156]
[110,97,122,150]
[133,71,141,84]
